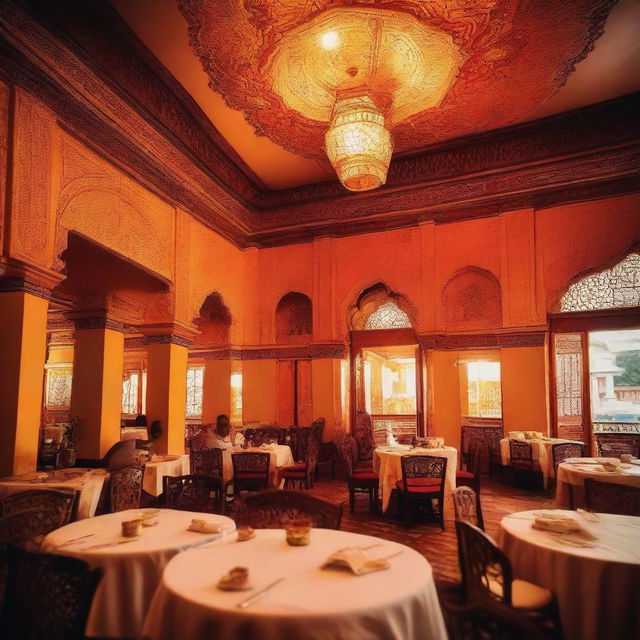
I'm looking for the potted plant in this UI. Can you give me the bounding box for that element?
[61,419,85,468]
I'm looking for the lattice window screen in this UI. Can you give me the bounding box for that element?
[186,366,205,417]
[364,302,411,329]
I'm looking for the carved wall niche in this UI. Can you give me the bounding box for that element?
[442,267,502,331]
[193,292,232,346]
[55,134,175,282]
[276,292,312,345]
[349,283,416,331]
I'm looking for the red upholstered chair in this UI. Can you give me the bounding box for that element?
[281,437,319,489]
[457,439,482,493]
[231,452,270,495]
[584,479,640,516]
[509,441,542,490]
[340,435,378,513]
[397,455,447,530]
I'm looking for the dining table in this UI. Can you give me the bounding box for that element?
[555,457,640,508]
[499,437,584,489]
[143,454,191,496]
[142,527,447,640]
[0,467,107,519]
[373,445,458,514]
[42,508,236,639]
[499,509,640,640]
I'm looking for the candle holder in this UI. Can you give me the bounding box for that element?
[285,518,312,546]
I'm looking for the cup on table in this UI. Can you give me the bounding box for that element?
[285,518,311,546]
[122,518,143,537]
[620,454,633,463]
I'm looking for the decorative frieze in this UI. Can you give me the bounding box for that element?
[144,334,192,348]
[73,316,126,332]
[0,275,52,300]
[194,343,348,361]
[419,331,546,350]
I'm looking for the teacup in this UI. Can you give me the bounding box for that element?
[285,518,311,546]
[122,518,143,537]
[620,454,633,463]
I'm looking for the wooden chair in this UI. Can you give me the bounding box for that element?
[455,521,560,625]
[597,440,639,458]
[509,441,542,490]
[488,443,504,482]
[584,478,640,516]
[453,486,484,530]
[339,436,378,513]
[551,442,584,476]
[0,489,78,550]
[281,436,319,489]
[163,474,221,513]
[0,546,103,640]
[109,465,144,512]
[436,580,558,640]
[397,455,447,530]
[457,439,482,493]
[241,490,344,530]
[231,452,270,495]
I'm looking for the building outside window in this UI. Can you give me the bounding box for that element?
[466,361,502,418]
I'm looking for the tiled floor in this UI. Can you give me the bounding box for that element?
[300,476,554,582]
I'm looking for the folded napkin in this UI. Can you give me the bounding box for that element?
[532,513,597,540]
[322,546,396,576]
[188,519,223,534]
[259,443,274,450]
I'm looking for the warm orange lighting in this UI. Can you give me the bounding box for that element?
[325,94,392,192]
[320,31,339,51]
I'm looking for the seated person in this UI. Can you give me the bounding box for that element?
[136,420,162,455]
[104,421,162,470]
[191,415,233,450]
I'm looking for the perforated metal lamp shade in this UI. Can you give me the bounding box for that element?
[324,94,393,192]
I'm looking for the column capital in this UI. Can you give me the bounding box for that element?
[0,258,63,300]
[64,310,127,333]
[139,321,199,348]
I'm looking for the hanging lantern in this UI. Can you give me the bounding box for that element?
[324,93,393,192]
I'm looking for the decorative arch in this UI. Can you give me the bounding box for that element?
[276,292,312,344]
[442,267,502,331]
[193,292,232,345]
[558,251,640,313]
[349,283,416,331]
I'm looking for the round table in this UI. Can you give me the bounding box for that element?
[142,528,446,640]
[555,458,640,508]
[499,509,640,640]
[373,445,458,513]
[43,508,236,639]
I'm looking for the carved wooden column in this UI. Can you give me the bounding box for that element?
[0,270,57,475]
[69,314,125,459]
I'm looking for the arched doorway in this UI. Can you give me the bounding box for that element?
[349,284,424,443]
[549,250,640,454]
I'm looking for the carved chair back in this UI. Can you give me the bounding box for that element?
[0,546,103,640]
[400,455,447,493]
[509,441,533,467]
[109,465,144,512]
[453,486,484,530]
[190,448,223,478]
[163,474,219,513]
[232,452,270,478]
[551,442,584,471]
[597,440,639,458]
[584,478,640,516]
[241,490,343,530]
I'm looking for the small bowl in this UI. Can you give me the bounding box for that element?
[285,518,311,546]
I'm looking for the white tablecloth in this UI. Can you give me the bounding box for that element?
[500,438,584,489]
[555,458,640,508]
[222,445,294,487]
[499,509,640,640]
[142,528,447,640]
[43,508,236,639]
[0,468,107,519]
[373,446,458,513]
[144,454,190,496]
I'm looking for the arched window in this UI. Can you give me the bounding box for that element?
[364,301,411,329]
[560,253,640,312]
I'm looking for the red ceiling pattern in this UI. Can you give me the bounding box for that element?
[179,0,616,161]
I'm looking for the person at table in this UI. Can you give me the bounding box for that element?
[191,415,233,450]
[103,421,161,469]
[137,420,162,455]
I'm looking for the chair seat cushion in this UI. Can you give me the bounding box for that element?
[282,470,306,479]
[352,470,378,480]
[456,470,475,480]
[282,463,306,472]
[488,577,553,610]
[235,473,268,479]
[396,478,441,493]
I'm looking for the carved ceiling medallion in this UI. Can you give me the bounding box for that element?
[179,0,615,189]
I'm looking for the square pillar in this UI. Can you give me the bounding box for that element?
[145,336,189,454]
[202,358,232,424]
[311,357,347,442]
[70,317,125,458]
[0,288,49,475]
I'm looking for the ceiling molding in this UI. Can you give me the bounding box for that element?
[1,0,638,249]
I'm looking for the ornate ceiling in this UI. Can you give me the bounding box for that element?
[178,0,616,169]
